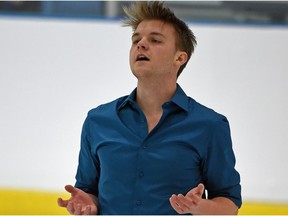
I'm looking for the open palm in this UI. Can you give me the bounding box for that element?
[58,185,98,215]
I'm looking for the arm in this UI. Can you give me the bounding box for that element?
[58,185,98,215]
[169,183,238,215]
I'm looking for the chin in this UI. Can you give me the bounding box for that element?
[131,68,150,77]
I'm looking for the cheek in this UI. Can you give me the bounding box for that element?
[158,53,176,65]
[129,49,134,66]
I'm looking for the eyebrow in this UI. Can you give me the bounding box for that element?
[132,32,166,38]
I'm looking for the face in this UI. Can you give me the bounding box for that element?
[129,19,186,80]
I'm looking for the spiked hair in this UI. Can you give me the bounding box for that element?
[123,1,197,77]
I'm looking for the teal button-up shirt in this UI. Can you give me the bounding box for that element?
[75,84,241,215]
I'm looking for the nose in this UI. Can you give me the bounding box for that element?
[137,38,147,50]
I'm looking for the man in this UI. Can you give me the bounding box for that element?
[58,1,241,215]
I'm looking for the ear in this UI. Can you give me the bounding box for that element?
[175,51,188,67]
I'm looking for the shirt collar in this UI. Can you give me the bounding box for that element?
[170,84,189,112]
[117,88,137,110]
[117,84,189,112]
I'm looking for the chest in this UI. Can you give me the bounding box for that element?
[146,113,162,133]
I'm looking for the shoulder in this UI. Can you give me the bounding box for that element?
[189,97,228,123]
[187,97,231,138]
[81,96,128,132]
[87,95,128,117]
[189,98,233,149]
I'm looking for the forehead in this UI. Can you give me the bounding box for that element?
[134,19,177,38]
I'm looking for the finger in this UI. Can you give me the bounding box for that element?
[65,185,78,196]
[169,195,180,211]
[177,194,192,212]
[169,195,185,214]
[74,204,82,215]
[67,201,75,215]
[186,192,201,205]
[57,197,68,207]
[84,206,91,215]
[177,194,193,208]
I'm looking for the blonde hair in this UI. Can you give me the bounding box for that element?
[123,1,197,77]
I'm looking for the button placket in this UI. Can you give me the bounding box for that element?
[133,140,148,212]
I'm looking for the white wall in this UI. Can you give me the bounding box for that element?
[0,17,288,203]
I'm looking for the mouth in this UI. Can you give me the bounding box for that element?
[136,54,150,61]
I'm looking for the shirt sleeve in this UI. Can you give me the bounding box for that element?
[74,114,100,196]
[202,116,242,208]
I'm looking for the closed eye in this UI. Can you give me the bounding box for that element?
[132,39,140,45]
[150,38,161,43]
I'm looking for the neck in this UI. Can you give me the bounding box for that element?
[136,79,177,115]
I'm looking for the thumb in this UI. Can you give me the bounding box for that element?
[64,185,78,196]
[195,183,205,196]
[187,183,205,197]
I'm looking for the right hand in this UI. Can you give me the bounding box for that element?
[57,185,98,215]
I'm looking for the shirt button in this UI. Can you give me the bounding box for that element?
[136,200,141,206]
[139,171,144,178]
[142,144,148,149]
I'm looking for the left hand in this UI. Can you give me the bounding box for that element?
[57,185,98,215]
[169,183,205,214]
